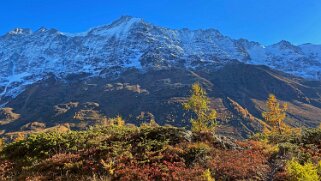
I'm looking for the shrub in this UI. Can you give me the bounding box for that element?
[278,143,312,163]
[209,149,270,180]
[184,142,211,165]
[266,130,300,144]
[301,128,321,145]
[2,125,138,161]
[0,159,13,180]
[3,131,92,160]
[241,140,279,158]
[4,125,321,180]
[140,119,159,128]
[114,161,205,181]
[278,143,300,157]
[286,159,319,181]
[34,153,82,173]
[202,169,215,181]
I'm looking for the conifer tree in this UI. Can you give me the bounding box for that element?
[112,115,125,126]
[183,83,217,132]
[262,94,288,134]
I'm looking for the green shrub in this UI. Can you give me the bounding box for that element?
[278,143,312,164]
[3,131,89,160]
[278,143,299,156]
[2,126,137,161]
[301,128,321,145]
[267,131,300,144]
[184,142,211,165]
[250,132,268,141]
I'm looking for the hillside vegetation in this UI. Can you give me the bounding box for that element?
[0,83,320,181]
[2,65,321,139]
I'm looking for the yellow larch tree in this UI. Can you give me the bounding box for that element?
[262,94,288,134]
[183,83,217,132]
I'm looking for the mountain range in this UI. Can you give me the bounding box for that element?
[1,16,321,138]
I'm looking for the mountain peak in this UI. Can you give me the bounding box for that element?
[36,27,48,33]
[273,40,294,48]
[35,27,60,35]
[8,28,32,35]
[88,16,144,37]
[114,15,142,23]
[270,40,303,53]
[109,16,144,29]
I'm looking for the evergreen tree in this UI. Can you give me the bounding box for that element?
[183,83,217,132]
[112,115,125,126]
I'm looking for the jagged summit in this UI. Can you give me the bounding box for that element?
[7,28,32,35]
[88,16,144,37]
[110,15,143,25]
[271,40,300,50]
[0,16,321,103]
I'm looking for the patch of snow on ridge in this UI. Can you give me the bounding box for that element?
[125,53,143,69]
[0,72,35,103]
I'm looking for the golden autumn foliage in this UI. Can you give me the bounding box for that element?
[286,159,320,181]
[262,94,288,134]
[183,83,217,132]
[13,132,25,142]
[0,138,3,150]
[107,115,126,127]
[113,115,125,127]
[101,159,115,176]
[202,169,215,181]
[140,119,159,128]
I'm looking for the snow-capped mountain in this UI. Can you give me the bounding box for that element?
[0,16,321,103]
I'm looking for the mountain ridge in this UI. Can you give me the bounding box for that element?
[0,16,321,137]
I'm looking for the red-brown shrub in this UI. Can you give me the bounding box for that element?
[114,161,205,181]
[209,148,270,180]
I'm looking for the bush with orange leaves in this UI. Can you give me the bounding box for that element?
[208,143,271,180]
[0,159,14,180]
[114,160,205,181]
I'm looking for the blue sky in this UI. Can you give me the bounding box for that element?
[1,0,321,45]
